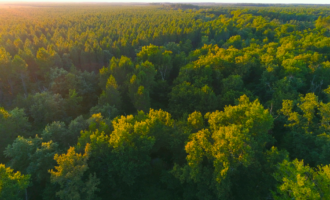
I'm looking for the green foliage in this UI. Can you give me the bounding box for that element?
[29,92,67,126]
[279,93,330,165]
[76,109,189,199]
[128,61,157,112]
[169,82,217,117]
[0,107,31,162]
[90,104,119,120]
[2,4,330,200]
[65,89,83,118]
[137,44,173,81]
[223,35,243,49]
[0,164,30,200]
[273,159,330,200]
[36,47,62,79]
[5,136,58,183]
[100,56,134,88]
[316,16,330,30]
[49,144,100,200]
[98,75,121,109]
[173,95,274,199]
[187,111,204,130]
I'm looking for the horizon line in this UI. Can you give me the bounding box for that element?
[1,1,330,4]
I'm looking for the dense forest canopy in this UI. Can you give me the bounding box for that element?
[2,3,330,200]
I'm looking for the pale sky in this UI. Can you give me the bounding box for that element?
[0,0,329,4]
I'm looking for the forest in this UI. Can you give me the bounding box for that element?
[1,2,330,200]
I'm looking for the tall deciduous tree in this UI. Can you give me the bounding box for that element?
[280,93,330,166]
[0,164,30,200]
[49,144,100,200]
[11,55,28,96]
[137,44,173,81]
[0,107,31,163]
[128,61,156,112]
[98,75,121,109]
[173,95,274,199]
[273,159,330,200]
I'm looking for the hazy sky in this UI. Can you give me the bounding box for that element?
[0,0,329,4]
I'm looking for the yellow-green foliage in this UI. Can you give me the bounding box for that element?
[0,164,30,200]
[181,95,274,198]
[2,4,330,200]
[273,159,330,200]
